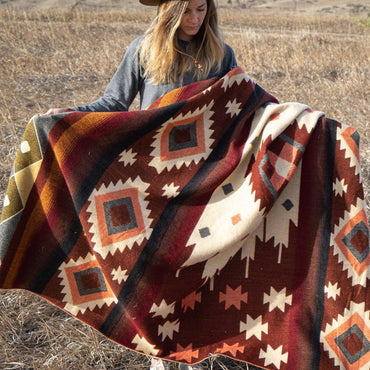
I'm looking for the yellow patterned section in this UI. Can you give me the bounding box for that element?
[1,117,42,223]
[0,177,23,221]
[14,117,42,173]
[14,160,42,205]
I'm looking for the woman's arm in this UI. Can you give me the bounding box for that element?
[43,37,144,115]
[73,36,143,112]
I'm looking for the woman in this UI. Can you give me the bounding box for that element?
[45,1,236,369]
[44,0,237,115]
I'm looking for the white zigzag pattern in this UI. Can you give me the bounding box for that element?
[220,71,250,92]
[337,123,361,176]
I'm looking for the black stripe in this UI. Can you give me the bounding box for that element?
[311,118,337,369]
[32,218,83,293]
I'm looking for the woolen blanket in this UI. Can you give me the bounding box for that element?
[0,67,369,369]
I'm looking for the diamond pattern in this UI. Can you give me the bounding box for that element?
[168,121,198,151]
[334,324,370,365]
[149,102,215,174]
[332,199,370,284]
[322,303,370,369]
[341,221,369,264]
[87,178,153,259]
[58,253,117,315]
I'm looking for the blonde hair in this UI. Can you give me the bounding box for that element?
[138,0,225,85]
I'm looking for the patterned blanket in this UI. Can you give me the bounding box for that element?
[0,67,369,369]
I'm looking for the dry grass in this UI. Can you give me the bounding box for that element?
[0,4,369,369]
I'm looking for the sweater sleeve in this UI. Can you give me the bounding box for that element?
[219,43,237,77]
[73,37,143,112]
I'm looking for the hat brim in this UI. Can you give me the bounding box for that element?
[139,0,161,5]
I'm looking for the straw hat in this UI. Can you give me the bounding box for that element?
[139,0,161,5]
[139,0,187,5]
[139,0,192,5]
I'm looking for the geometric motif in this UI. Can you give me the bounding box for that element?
[259,133,303,201]
[222,183,234,195]
[295,107,321,133]
[342,221,369,264]
[331,198,370,286]
[20,140,31,154]
[150,299,176,319]
[325,281,341,301]
[256,162,301,264]
[14,160,42,209]
[162,183,180,199]
[250,103,317,152]
[14,121,43,173]
[338,124,361,176]
[149,101,215,174]
[220,68,250,92]
[0,177,23,222]
[334,324,370,365]
[169,343,199,363]
[168,121,198,152]
[231,213,242,225]
[0,118,43,223]
[103,197,138,235]
[181,167,264,279]
[199,227,210,238]
[282,199,294,211]
[86,177,153,259]
[158,320,180,341]
[179,104,312,281]
[240,314,268,340]
[132,334,160,356]
[351,131,360,148]
[225,98,242,118]
[333,178,348,197]
[259,345,288,368]
[14,119,43,173]
[118,148,137,166]
[3,195,9,207]
[111,266,128,284]
[215,342,244,357]
[263,287,292,313]
[219,285,248,310]
[58,253,118,315]
[181,291,202,312]
[74,267,107,296]
[322,303,370,369]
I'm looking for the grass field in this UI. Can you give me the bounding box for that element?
[0,2,369,369]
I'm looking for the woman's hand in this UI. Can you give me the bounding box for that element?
[41,108,74,116]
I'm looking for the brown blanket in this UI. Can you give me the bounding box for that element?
[1,67,369,369]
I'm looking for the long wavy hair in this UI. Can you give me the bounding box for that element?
[138,0,225,85]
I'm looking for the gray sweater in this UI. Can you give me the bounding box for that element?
[73,36,237,112]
